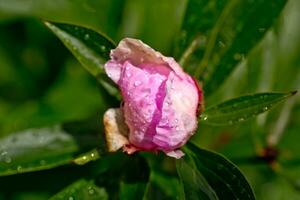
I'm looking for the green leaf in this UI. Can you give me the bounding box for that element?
[200,91,297,126]
[201,0,287,95]
[177,158,218,200]
[49,179,108,200]
[177,143,255,200]
[175,0,227,62]
[73,148,101,166]
[120,155,150,200]
[0,126,78,176]
[45,22,120,98]
[45,22,115,78]
[178,0,287,95]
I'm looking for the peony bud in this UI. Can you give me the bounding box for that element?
[103,38,202,158]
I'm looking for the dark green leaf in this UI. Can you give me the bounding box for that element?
[178,0,287,95]
[45,22,115,78]
[120,155,150,200]
[175,0,227,62]
[45,22,120,98]
[200,0,287,95]
[49,179,108,200]
[0,126,78,176]
[177,143,255,200]
[200,91,296,126]
[177,158,218,200]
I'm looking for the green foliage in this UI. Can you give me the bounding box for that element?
[49,179,108,200]
[0,126,78,176]
[200,92,296,125]
[0,0,299,199]
[177,143,255,200]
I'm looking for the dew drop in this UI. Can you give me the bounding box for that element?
[17,165,22,172]
[90,153,95,158]
[232,174,237,180]
[238,117,245,122]
[88,186,95,195]
[84,34,90,40]
[40,160,46,165]
[100,45,106,52]
[134,81,141,86]
[82,156,87,160]
[233,53,242,60]
[68,197,74,200]
[217,165,223,170]
[258,27,266,33]
[126,72,131,77]
[218,40,226,48]
[263,106,268,111]
[201,115,208,120]
[4,156,12,163]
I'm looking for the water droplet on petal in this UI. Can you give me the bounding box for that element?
[126,72,131,77]
[134,81,141,86]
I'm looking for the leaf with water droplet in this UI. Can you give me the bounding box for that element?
[176,0,287,96]
[0,126,78,176]
[200,91,297,125]
[49,179,108,200]
[73,148,100,165]
[44,22,120,98]
[176,143,255,200]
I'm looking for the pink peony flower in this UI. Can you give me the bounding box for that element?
[103,38,202,159]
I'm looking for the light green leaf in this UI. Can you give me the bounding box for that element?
[49,179,108,200]
[73,148,100,166]
[0,126,78,176]
[200,91,297,126]
[177,143,255,200]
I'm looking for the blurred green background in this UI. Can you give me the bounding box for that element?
[0,0,300,199]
